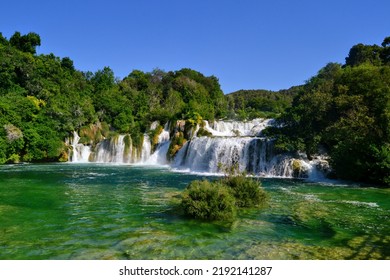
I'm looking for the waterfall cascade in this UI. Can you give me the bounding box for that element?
[94,135,126,163]
[203,119,274,137]
[68,119,330,180]
[143,122,170,165]
[70,131,91,163]
[171,136,321,178]
[69,132,152,164]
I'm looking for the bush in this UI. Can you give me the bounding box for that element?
[222,175,268,208]
[7,153,20,164]
[180,175,268,221]
[168,132,186,160]
[196,127,212,137]
[181,180,236,221]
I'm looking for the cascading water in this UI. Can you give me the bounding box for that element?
[158,122,170,143]
[143,141,170,165]
[70,131,91,163]
[69,133,151,164]
[93,134,152,164]
[143,122,171,165]
[172,136,322,178]
[94,135,125,163]
[68,119,329,180]
[171,118,327,178]
[172,137,283,176]
[141,135,152,163]
[203,119,274,137]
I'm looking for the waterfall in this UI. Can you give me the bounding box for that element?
[92,134,152,164]
[67,119,329,180]
[70,131,91,163]
[94,135,127,163]
[141,134,151,162]
[203,119,274,137]
[172,137,271,174]
[143,141,170,165]
[69,132,154,164]
[158,122,170,143]
[172,136,319,178]
[143,122,170,165]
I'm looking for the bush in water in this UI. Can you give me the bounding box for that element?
[222,175,268,208]
[181,176,268,221]
[181,180,237,221]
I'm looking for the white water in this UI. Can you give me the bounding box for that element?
[69,119,328,180]
[141,135,151,163]
[94,135,126,163]
[70,130,167,165]
[172,136,326,179]
[173,136,285,176]
[158,122,170,143]
[143,122,171,165]
[70,133,151,164]
[203,119,274,137]
[70,131,91,163]
[143,141,170,165]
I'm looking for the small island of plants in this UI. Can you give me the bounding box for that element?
[180,173,268,222]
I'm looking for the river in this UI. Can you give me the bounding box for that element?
[0,163,389,259]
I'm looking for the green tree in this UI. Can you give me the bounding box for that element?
[61,57,75,71]
[269,40,390,186]
[0,32,8,45]
[9,32,41,54]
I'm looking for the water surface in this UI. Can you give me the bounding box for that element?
[0,164,389,259]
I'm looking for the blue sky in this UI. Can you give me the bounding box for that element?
[1,0,389,93]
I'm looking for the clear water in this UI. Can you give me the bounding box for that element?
[0,163,389,260]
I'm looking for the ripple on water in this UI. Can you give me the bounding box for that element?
[1,164,389,260]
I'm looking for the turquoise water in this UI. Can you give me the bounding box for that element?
[0,163,389,260]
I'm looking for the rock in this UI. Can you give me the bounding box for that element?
[291,159,309,178]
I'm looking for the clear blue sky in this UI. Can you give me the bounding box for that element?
[1,0,389,93]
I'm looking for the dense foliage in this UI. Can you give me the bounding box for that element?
[226,87,299,119]
[0,32,227,164]
[181,180,237,221]
[181,176,267,221]
[266,37,390,186]
[221,175,268,208]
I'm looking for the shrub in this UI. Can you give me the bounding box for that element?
[168,132,186,160]
[7,153,20,164]
[196,127,212,137]
[181,180,236,221]
[222,175,268,208]
[180,175,268,221]
[149,124,163,152]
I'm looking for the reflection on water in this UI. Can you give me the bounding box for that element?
[0,164,389,259]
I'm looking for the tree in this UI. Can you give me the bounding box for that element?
[61,57,75,71]
[269,49,390,185]
[9,32,41,54]
[91,67,115,91]
[382,37,390,48]
[345,38,390,67]
[381,37,390,64]
[0,32,8,45]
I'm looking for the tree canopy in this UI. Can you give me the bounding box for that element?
[266,37,390,186]
[0,31,229,164]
